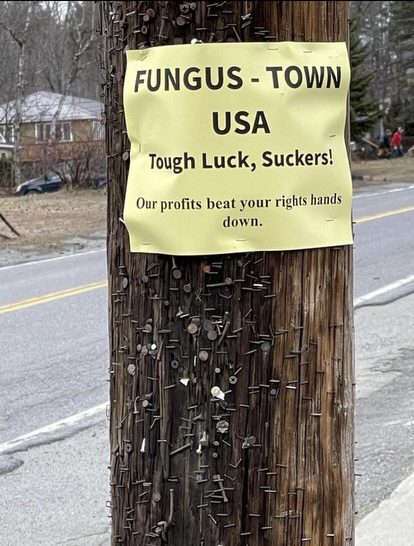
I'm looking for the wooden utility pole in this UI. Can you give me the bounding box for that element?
[101,2,354,545]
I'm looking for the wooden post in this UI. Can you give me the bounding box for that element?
[101,2,354,545]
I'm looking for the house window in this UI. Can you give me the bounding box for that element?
[61,123,72,141]
[92,120,104,140]
[0,125,14,143]
[35,122,73,143]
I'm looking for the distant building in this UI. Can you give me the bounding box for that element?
[0,133,13,160]
[0,91,103,167]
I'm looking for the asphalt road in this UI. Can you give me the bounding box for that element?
[353,184,414,300]
[0,181,414,546]
[0,251,108,443]
[0,184,413,444]
[0,181,413,525]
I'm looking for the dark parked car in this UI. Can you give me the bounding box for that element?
[15,173,63,196]
[90,173,107,189]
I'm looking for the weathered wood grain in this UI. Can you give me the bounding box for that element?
[101,2,354,545]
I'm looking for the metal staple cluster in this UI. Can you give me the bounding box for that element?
[99,2,354,545]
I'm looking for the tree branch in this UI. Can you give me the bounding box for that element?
[0,21,24,48]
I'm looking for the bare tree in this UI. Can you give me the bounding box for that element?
[0,1,36,186]
[0,1,99,105]
[47,138,105,190]
[39,1,97,138]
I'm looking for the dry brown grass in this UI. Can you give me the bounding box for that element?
[352,155,414,183]
[0,189,106,254]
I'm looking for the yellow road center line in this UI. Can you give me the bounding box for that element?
[355,205,414,224]
[0,280,107,315]
[0,205,412,315]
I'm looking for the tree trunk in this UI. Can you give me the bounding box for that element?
[101,2,354,545]
[13,45,25,187]
[12,1,33,187]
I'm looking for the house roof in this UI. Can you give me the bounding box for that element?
[0,91,102,124]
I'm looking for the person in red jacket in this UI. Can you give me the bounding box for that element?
[391,127,404,157]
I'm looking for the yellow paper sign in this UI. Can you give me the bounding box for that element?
[123,42,352,255]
